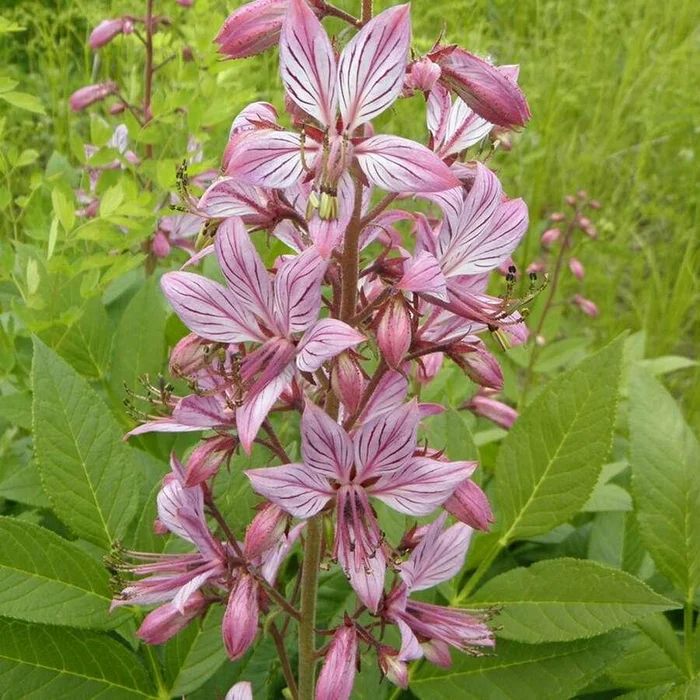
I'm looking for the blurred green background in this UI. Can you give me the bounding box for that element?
[1,0,698,421]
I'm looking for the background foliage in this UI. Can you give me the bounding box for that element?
[0,0,698,698]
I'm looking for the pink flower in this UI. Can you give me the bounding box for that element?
[376,296,412,368]
[405,57,442,93]
[225,682,253,700]
[573,294,599,317]
[316,625,358,700]
[384,514,495,661]
[331,352,365,416]
[444,479,494,531]
[224,0,459,200]
[569,257,585,280]
[541,227,561,247]
[137,593,209,644]
[89,18,133,49]
[246,400,473,610]
[222,573,259,660]
[161,217,364,451]
[69,82,117,111]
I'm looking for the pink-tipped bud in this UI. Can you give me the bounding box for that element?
[577,189,588,200]
[225,682,253,700]
[244,504,288,559]
[153,517,169,536]
[565,194,577,207]
[168,333,211,377]
[377,297,412,369]
[398,523,430,552]
[89,19,132,50]
[69,82,117,112]
[109,102,126,115]
[589,200,601,210]
[405,57,442,93]
[540,228,560,247]
[434,48,530,128]
[182,46,194,62]
[222,575,259,660]
[215,0,290,59]
[527,261,546,275]
[550,212,566,222]
[185,435,237,486]
[460,346,503,390]
[416,351,444,386]
[568,257,585,280]
[577,215,591,229]
[176,0,194,6]
[151,230,171,259]
[316,625,358,700]
[445,479,494,531]
[465,394,518,430]
[137,593,208,644]
[331,352,365,416]
[379,647,409,689]
[573,294,599,318]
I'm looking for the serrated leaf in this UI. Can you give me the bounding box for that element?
[0,617,156,698]
[629,369,700,600]
[32,338,141,548]
[164,607,227,696]
[109,279,166,418]
[495,335,624,542]
[100,184,124,218]
[582,483,632,512]
[411,632,629,700]
[661,676,700,699]
[587,511,646,574]
[0,517,126,629]
[470,559,678,643]
[0,392,32,430]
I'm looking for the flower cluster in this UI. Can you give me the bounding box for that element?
[115,0,531,696]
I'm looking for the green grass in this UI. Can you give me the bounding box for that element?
[2,0,698,420]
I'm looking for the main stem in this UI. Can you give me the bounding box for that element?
[143,0,155,160]
[297,181,365,699]
[297,516,324,699]
[684,598,695,678]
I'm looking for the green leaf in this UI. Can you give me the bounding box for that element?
[32,338,141,548]
[109,279,166,417]
[0,392,32,430]
[0,90,45,115]
[411,632,629,700]
[51,187,75,233]
[495,335,624,542]
[0,517,126,629]
[661,676,700,699]
[0,618,156,698]
[582,483,633,512]
[470,559,678,643]
[99,184,124,218]
[15,149,39,168]
[164,607,227,696]
[638,356,697,376]
[629,369,700,600]
[587,511,646,574]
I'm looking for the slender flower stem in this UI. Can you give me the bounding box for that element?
[361,0,373,25]
[684,598,695,678]
[343,360,388,431]
[520,215,577,406]
[453,538,504,604]
[297,515,324,700]
[270,621,299,699]
[263,420,292,463]
[143,0,155,160]
[359,192,398,228]
[339,181,365,323]
[320,1,362,27]
[349,286,393,326]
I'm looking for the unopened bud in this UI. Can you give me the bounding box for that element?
[331,353,365,416]
[568,257,584,280]
[377,297,412,369]
[540,228,560,247]
[550,212,566,222]
[565,195,577,207]
[378,647,409,689]
[109,102,126,115]
[573,294,599,317]
[244,504,288,560]
[69,82,118,111]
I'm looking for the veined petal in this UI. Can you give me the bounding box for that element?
[397,250,448,299]
[354,400,419,480]
[124,418,207,439]
[198,177,266,219]
[161,272,263,343]
[316,626,358,700]
[246,463,333,518]
[369,456,475,516]
[301,400,353,480]
[225,682,253,700]
[280,0,337,127]
[357,370,408,425]
[215,217,276,327]
[400,513,473,592]
[237,362,295,453]
[273,246,328,333]
[224,129,307,189]
[296,319,365,373]
[438,163,502,277]
[229,101,279,135]
[338,5,411,132]
[172,395,234,428]
[344,541,386,613]
[222,575,259,660]
[355,135,459,193]
[216,0,288,59]
[452,197,528,274]
[171,566,220,613]
[439,96,492,157]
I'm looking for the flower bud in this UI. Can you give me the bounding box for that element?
[465,394,518,430]
[573,294,599,317]
[460,346,503,390]
[109,102,126,115]
[182,46,194,62]
[244,503,288,559]
[405,57,441,93]
[589,200,601,210]
[316,625,358,700]
[550,212,566,222]
[415,351,443,386]
[176,0,194,6]
[378,647,409,689]
[421,639,452,668]
[565,194,577,207]
[89,19,132,50]
[168,333,211,377]
[527,261,546,275]
[540,228,560,247]
[577,189,588,199]
[331,352,365,416]
[445,479,494,531]
[137,593,208,644]
[568,257,585,280]
[225,682,252,700]
[215,0,291,59]
[377,297,412,369]
[185,435,237,486]
[222,575,259,660]
[151,230,171,259]
[69,82,118,111]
